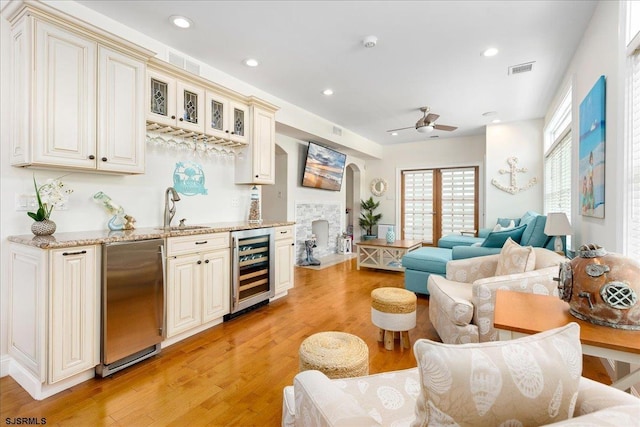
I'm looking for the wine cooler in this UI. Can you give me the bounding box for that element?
[227,227,275,318]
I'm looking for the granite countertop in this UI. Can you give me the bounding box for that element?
[8,221,295,249]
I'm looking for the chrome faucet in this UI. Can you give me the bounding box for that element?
[164,187,181,228]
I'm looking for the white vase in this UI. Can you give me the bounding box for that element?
[386,226,395,244]
[31,219,56,236]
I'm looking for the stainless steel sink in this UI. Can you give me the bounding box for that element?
[154,225,209,231]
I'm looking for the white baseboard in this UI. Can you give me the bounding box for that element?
[1,354,11,377]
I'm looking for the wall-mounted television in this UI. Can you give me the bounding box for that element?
[301,141,347,191]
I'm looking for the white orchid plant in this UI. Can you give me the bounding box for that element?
[27,176,73,222]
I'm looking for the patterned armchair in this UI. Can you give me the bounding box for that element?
[428,247,566,344]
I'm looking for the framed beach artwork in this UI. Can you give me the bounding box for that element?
[579,75,606,218]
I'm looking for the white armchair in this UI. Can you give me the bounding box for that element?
[428,247,566,344]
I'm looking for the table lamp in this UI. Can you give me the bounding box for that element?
[544,212,572,254]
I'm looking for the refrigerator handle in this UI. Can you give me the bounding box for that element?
[232,236,240,312]
[160,243,166,337]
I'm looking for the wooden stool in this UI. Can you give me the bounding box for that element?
[298,331,369,379]
[371,287,417,350]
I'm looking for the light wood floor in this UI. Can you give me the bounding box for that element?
[0,258,610,426]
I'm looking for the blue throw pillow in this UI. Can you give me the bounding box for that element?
[480,224,527,248]
[497,217,521,227]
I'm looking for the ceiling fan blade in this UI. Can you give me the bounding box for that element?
[425,113,440,124]
[386,126,415,132]
[433,124,458,131]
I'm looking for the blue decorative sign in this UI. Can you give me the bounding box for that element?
[173,161,207,196]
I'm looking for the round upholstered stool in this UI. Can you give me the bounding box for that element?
[371,287,417,350]
[299,331,369,379]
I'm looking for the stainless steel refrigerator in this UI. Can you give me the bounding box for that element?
[97,239,164,377]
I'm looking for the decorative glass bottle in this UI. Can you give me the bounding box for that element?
[248,185,262,224]
[386,225,396,244]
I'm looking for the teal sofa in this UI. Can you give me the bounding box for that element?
[402,211,560,295]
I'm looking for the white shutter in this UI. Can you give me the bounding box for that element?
[441,168,476,236]
[544,133,572,217]
[403,170,434,244]
[627,50,640,258]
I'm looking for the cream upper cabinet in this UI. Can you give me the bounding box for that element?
[204,91,248,145]
[147,69,205,134]
[98,46,146,173]
[8,243,99,399]
[33,20,97,169]
[9,10,151,174]
[235,102,277,185]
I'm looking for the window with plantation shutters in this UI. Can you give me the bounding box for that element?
[544,133,572,218]
[402,170,434,243]
[441,168,477,236]
[402,167,478,245]
[626,44,640,258]
[544,86,572,249]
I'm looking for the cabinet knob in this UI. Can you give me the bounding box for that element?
[225,130,230,133]
[291,243,295,246]
[171,115,176,120]
[101,157,108,162]
[204,259,210,263]
[197,260,202,265]
[179,117,184,122]
[255,175,259,178]
[88,155,95,160]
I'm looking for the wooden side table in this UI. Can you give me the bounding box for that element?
[355,239,422,272]
[494,290,640,392]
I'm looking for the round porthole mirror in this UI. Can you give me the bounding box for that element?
[370,178,388,197]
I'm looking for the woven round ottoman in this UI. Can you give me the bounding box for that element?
[299,331,369,379]
[371,287,417,350]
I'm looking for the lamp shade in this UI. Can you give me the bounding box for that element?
[416,125,434,134]
[544,212,572,236]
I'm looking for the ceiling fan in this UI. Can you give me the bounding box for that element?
[387,107,458,134]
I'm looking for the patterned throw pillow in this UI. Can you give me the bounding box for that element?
[411,323,582,427]
[495,237,536,275]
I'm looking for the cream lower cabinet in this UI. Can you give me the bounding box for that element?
[165,233,230,339]
[273,226,295,297]
[8,243,99,399]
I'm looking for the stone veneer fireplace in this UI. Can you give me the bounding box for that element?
[295,202,342,262]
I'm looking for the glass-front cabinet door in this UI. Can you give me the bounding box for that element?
[229,101,248,145]
[205,91,228,140]
[147,69,176,127]
[176,81,204,133]
[205,91,248,144]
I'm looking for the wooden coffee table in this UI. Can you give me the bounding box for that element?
[355,239,422,272]
[494,290,640,391]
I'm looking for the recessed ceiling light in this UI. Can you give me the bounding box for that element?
[391,132,398,136]
[482,47,499,57]
[322,89,334,96]
[362,35,378,48]
[170,15,192,29]
[244,58,259,67]
[492,119,501,124]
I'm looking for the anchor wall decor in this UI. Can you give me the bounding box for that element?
[491,157,537,194]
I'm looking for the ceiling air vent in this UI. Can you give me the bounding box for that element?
[332,126,343,137]
[508,61,535,75]
[168,52,201,76]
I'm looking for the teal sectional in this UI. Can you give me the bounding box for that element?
[401,211,560,294]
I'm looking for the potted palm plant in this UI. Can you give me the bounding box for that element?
[359,196,382,240]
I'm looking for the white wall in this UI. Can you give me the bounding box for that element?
[365,135,486,234]
[485,119,545,226]
[545,1,624,252]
